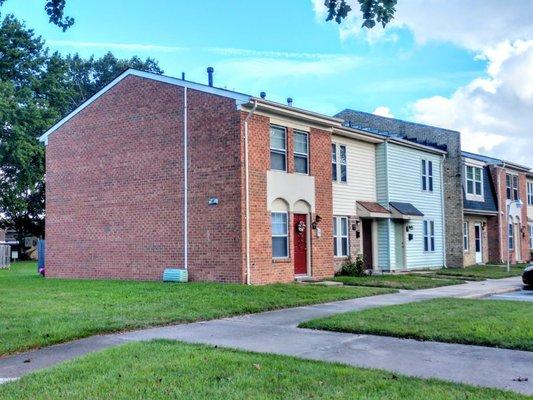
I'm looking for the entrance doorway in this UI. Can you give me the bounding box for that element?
[362,219,373,269]
[474,223,483,264]
[293,214,308,275]
[394,221,406,269]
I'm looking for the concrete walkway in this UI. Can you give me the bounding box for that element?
[1,277,531,395]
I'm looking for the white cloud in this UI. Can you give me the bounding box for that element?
[373,106,394,118]
[411,41,533,165]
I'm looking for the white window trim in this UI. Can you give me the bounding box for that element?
[293,130,309,175]
[527,181,533,206]
[271,212,289,259]
[465,164,484,201]
[529,224,533,250]
[424,220,436,252]
[508,222,514,251]
[332,143,347,184]
[270,125,287,172]
[422,159,434,192]
[333,216,349,257]
[463,221,469,252]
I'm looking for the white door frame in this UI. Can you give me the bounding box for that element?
[474,223,483,264]
[515,222,522,262]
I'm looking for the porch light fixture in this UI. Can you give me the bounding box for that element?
[312,215,322,230]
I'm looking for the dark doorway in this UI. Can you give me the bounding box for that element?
[362,219,373,269]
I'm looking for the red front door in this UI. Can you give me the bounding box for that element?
[293,214,308,275]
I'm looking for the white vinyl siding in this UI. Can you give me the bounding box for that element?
[332,135,377,215]
[333,216,349,257]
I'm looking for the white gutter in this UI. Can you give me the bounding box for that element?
[440,154,447,268]
[244,100,257,285]
[183,87,188,270]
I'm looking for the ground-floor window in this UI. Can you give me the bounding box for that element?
[463,221,469,251]
[272,212,288,258]
[423,220,435,252]
[333,216,349,257]
[508,223,514,250]
[529,224,533,249]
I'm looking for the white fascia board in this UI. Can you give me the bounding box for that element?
[39,69,252,145]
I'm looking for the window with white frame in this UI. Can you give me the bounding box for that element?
[333,216,349,257]
[421,160,434,192]
[270,126,287,171]
[506,174,519,200]
[508,223,514,250]
[332,144,347,183]
[465,165,483,196]
[424,220,435,252]
[463,221,469,251]
[527,182,533,206]
[294,131,309,174]
[271,212,288,258]
[529,224,533,250]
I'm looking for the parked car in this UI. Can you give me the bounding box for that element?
[523,265,533,287]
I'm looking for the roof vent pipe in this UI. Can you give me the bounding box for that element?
[181,72,186,80]
[207,67,214,87]
[260,91,266,99]
[287,97,293,106]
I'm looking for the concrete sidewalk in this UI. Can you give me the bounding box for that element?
[1,277,531,395]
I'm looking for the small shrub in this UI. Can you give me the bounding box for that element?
[337,254,366,277]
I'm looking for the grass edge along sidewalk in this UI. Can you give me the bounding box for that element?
[0,262,394,357]
[300,297,533,351]
[0,341,527,400]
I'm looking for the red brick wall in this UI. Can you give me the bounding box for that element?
[489,165,531,264]
[244,114,334,284]
[45,75,244,281]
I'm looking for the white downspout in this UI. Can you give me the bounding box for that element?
[440,154,447,268]
[244,100,257,285]
[183,87,188,270]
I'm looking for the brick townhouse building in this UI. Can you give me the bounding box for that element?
[39,68,453,283]
[41,69,525,284]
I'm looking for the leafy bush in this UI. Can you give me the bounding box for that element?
[337,254,366,277]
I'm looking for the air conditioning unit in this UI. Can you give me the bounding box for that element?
[163,268,188,283]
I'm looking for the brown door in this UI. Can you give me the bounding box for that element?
[293,214,308,275]
[362,219,373,269]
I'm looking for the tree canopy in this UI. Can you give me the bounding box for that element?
[0,14,162,242]
[325,0,397,28]
[0,0,73,30]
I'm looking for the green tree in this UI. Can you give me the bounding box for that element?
[0,0,73,30]
[324,0,397,28]
[0,14,162,247]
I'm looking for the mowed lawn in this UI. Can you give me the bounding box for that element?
[0,262,394,356]
[301,298,533,351]
[333,274,465,290]
[0,341,527,400]
[433,264,525,280]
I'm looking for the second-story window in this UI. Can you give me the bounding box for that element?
[422,160,434,192]
[506,174,519,200]
[270,126,287,171]
[466,166,483,196]
[332,143,347,183]
[528,182,533,206]
[294,131,309,174]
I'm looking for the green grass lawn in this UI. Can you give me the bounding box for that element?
[0,262,394,357]
[301,298,533,351]
[433,264,525,280]
[333,274,465,290]
[0,341,526,400]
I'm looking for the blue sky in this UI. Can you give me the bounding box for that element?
[3,1,532,163]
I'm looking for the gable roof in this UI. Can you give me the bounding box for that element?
[39,69,252,144]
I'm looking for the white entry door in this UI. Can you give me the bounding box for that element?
[474,223,483,264]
